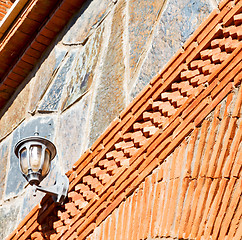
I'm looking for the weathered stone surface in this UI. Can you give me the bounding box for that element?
[58,94,91,172]
[128,0,165,80]
[130,0,214,99]
[0,80,31,141]
[5,116,55,199]
[0,137,10,200]
[62,25,104,110]
[0,201,21,240]
[38,49,78,112]
[20,186,44,221]
[89,0,126,146]
[29,45,67,113]
[62,0,112,44]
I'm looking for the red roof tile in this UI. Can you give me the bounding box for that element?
[0,0,12,21]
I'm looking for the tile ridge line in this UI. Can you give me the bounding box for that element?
[64,46,242,239]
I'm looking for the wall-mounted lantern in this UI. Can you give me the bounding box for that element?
[14,131,69,204]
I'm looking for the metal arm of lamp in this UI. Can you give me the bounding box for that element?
[33,174,69,203]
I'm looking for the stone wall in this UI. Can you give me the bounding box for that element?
[0,0,219,238]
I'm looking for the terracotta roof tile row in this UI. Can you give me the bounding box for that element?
[7,0,242,239]
[0,0,12,21]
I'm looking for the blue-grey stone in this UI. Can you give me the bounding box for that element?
[0,201,21,240]
[29,46,67,113]
[0,81,31,141]
[5,117,55,199]
[62,25,104,110]
[88,0,126,146]
[38,49,78,112]
[0,137,10,200]
[58,94,91,172]
[62,0,111,44]
[128,0,165,80]
[130,0,215,99]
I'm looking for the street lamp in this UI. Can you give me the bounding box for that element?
[14,131,69,204]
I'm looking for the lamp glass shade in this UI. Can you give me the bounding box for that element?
[42,149,51,176]
[20,148,28,175]
[29,145,42,172]
[15,135,56,184]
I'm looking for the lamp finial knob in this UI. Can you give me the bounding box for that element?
[34,127,39,136]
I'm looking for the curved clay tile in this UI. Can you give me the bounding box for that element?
[0,0,13,21]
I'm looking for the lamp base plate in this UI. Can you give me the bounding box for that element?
[34,174,69,204]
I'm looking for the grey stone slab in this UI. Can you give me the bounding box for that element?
[130,0,215,99]
[128,0,165,80]
[58,94,91,172]
[4,152,26,199]
[0,137,11,200]
[62,25,104,110]
[0,80,31,141]
[38,49,78,112]
[88,0,126,146]
[5,116,55,199]
[62,0,112,44]
[29,46,67,113]
[0,202,22,240]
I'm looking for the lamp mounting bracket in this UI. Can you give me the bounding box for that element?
[33,174,69,204]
